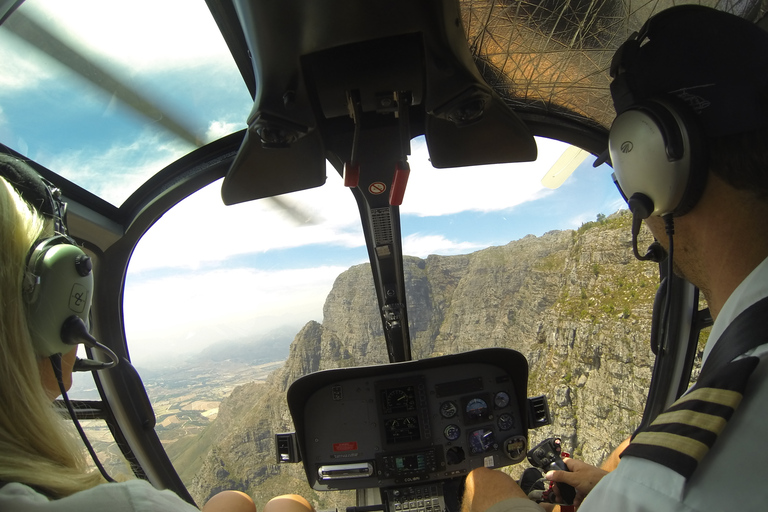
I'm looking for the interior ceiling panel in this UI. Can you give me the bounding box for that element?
[462,0,767,131]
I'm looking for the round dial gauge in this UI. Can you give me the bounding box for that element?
[443,424,461,441]
[497,413,514,431]
[384,387,414,413]
[494,391,510,409]
[440,400,458,418]
[468,428,496,454]
[465,398,489,419]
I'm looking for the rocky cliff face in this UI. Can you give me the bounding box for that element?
[187,211,667,509]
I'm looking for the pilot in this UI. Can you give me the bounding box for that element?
[462,5,768,512]
[0,158,312,511]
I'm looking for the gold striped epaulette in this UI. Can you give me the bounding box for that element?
[620,356,759,479]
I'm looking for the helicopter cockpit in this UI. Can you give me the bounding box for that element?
[1,0,765,510]
[281,348,542,512]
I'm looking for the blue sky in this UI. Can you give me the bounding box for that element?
[0,1,624,366]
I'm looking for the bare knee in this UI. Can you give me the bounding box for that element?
[202,490,257,512]
[264,494,315,512]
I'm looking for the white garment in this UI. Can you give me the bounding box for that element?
[581,255,768,511]
[0,479,199,512]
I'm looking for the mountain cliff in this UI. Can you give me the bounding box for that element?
[185,210,681,509]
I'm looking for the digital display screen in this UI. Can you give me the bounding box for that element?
[379,449,438,479]
[395,453,426,473]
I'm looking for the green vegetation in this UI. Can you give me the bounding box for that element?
[532,252,567,272]
[559,211,656,322]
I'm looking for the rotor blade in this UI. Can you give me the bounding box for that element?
[3,8,319,225]
[541,145,590,189]
[3,9,202,147]
[269,196,320,226]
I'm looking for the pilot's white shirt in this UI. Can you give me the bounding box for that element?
[581,255,768,511]
[0,479,199,512]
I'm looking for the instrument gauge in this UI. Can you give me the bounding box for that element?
[383,386,415,413]
[465,398,489,419]
[494,391,510,409]
[385,418,400,429]
[468,428,496,454]
[440,400,458,418]
[387,388,408,406]
[497,413,514,431]
[443,424,461,441]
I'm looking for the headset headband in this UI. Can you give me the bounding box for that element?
[609,5,768,138]
[0,153,68,234]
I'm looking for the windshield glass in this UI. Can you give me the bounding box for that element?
[122,136,622,367]
[0,0,251,205]
[109,136,650,509]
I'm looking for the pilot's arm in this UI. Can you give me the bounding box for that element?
[461,468,542,512]
[543,438,628,508]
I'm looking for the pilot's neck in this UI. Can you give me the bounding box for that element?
[676,174,768,321]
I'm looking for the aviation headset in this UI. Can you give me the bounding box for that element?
[607,18,708,221]
[2,155,119,483]
[0,154,97,359]
[607,5,768,221]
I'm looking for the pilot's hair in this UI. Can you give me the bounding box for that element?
[707,125,768,204]
[0,176,103,497]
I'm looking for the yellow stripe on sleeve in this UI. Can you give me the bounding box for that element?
[651,409,728,434]
[631,431,710,462]
[675,387,743,409]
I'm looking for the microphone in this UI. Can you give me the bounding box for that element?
[640,241,667,263]
[73,356,116,372]
[61,315,119,371]
[628,193,663,262]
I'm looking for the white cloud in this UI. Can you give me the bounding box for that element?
[400,136,568,217]
[127,168,365,274]
[19,1,232,74]
[207,121,245,142]
[403,233,485,258]
[124,264,347,365]
[0,31,58,90]
[43,130,192,205]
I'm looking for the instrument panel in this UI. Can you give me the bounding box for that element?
[286,349,530,491]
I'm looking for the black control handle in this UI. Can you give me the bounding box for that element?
[526,437,576,506]
[548,458,576,505]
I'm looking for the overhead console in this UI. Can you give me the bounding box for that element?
[280,348,549,508]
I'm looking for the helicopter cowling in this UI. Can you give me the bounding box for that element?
[220,0,537,205]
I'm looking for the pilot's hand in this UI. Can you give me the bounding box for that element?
[461,467,530,512]
[545,458,607,508]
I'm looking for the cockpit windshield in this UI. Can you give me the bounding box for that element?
[0,0,251,205]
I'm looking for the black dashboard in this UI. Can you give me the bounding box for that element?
[284,348,533,497]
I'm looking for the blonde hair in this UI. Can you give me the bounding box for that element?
[0,176,104,497]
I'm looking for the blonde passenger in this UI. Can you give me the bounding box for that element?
[0,161,267,512]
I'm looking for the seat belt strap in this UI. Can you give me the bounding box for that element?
[699,295,768,381]
[620,296,768,478]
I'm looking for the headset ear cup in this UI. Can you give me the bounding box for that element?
[609,97,707,217]
[666,99,707,216]
[24,237,94,357]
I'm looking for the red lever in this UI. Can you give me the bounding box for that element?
[344,162,360,188]
[389,161,410,206]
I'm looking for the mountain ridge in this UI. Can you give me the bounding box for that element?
[181,210,687,510]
